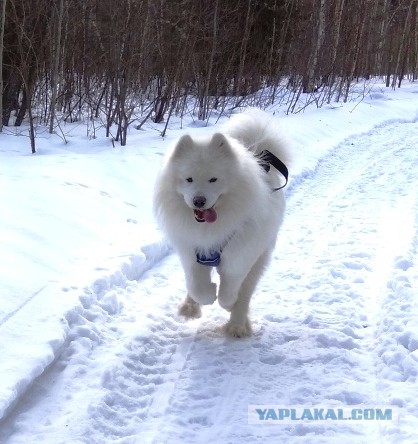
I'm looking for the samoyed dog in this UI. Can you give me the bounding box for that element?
[153,109,290,337]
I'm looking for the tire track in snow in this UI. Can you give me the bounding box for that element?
[0,286,47,328]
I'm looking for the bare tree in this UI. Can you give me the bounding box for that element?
[198,0,219,121]
[414,0,418,79]
[0,0,6,132]
[303,0,327,93]
[343,0,368,102]
[326,0,345,103]
[49,0,64,134]
[392,0,415,88]
[234,0,254,96]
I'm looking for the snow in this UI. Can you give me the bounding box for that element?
[0,81,417,443]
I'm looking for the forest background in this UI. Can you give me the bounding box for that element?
[0,0,417,151]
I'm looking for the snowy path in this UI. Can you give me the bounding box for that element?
[1,120,418,443]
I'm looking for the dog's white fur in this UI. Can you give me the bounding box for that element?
[153,109,290,337]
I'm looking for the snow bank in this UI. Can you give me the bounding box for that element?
[280,82,418,187]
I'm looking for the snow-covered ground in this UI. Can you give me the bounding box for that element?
[0,81,417,443]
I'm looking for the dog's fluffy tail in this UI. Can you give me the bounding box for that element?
[223,108,292,187]
[223,108,291,163]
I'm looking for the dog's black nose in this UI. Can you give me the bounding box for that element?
[193,196,206,208]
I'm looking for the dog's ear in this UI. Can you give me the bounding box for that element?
[211,133,234,157]
[172,134,193,158]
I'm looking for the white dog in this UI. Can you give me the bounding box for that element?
[153,109,290,337]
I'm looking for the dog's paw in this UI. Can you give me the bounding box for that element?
[178,298,202,319]
[224,319,252,338]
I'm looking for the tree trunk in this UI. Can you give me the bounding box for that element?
[15,87,28,126]
[0,0,7,132]
[199,0,218,121]
[327,0,345,102]
[391,1,414,88]
[49,0,64,134]
[376,0,389,76]
[414,1,418,79]
[303,0,326,93]
[234,0,253,95]
[344,0,368,102]
[27,88,36,153]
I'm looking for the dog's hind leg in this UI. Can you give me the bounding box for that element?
[225,251,271,338]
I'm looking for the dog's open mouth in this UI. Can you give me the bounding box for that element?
[194,208,217,223]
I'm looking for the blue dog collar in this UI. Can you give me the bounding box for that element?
[196,250,221,267]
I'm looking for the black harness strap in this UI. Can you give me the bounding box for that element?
[256,150,289,191]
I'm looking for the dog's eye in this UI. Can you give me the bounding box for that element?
[186,177,193,183]
[209,177,218,183]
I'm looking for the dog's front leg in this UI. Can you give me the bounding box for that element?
[180,253,217,305]
[225,251,271,337]
[216,226,268,311]
[217,242,259,311]
[217,271,243,311]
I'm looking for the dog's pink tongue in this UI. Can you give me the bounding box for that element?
[203,208,217,223]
